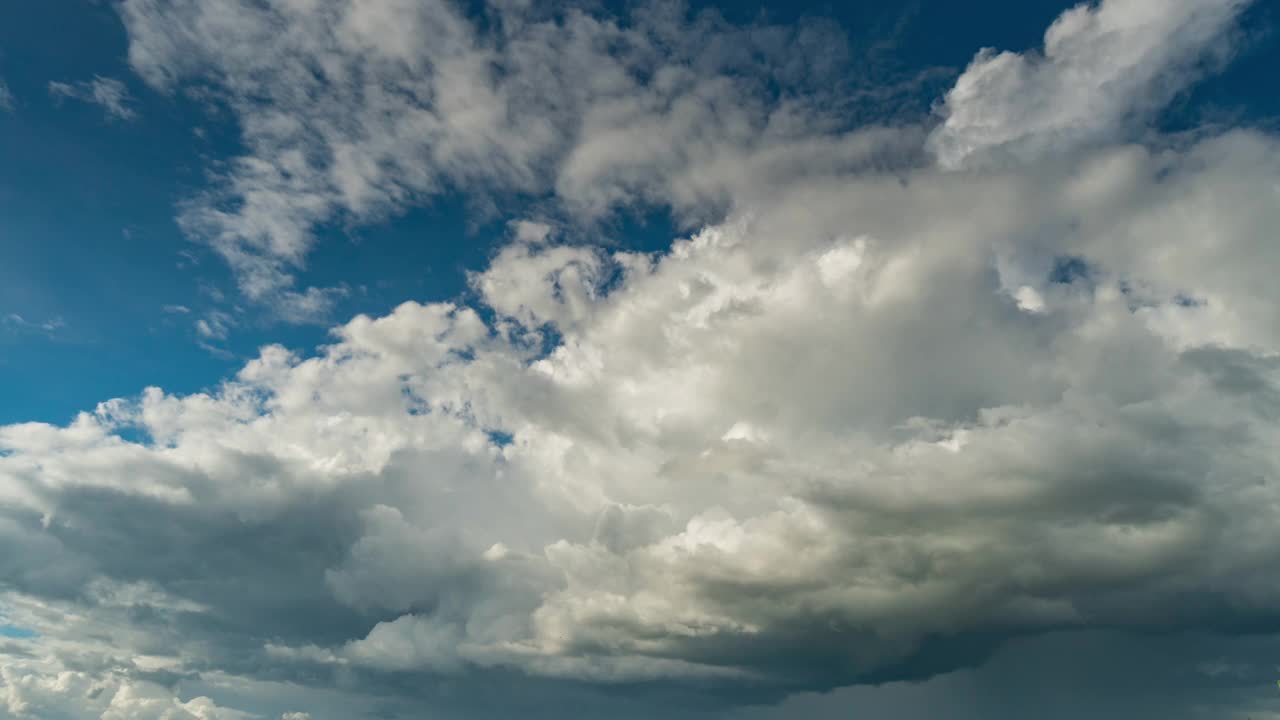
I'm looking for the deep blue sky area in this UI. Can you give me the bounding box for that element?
[1,0,1278,425]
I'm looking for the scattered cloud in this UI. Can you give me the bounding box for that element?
[3,313,65,336]
[48,75,138,121]
[0,78,13,112]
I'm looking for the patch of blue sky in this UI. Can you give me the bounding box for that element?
[0,624,37,639]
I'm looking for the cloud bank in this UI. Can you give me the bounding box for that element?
[4,0,1280,718]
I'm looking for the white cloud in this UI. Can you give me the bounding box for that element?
[0,663,252,720]
[114,0,1254,327]
[194,310,233,341]
[3,313,65,335]
[6,122,1280,695]
[48,76,139,121]
[1,0,1278,717]
[117,0,898,319]
[0,78,13,111]
[927,0,1250,169]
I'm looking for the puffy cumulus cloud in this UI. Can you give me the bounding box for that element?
[47,76,139,121]
[3,0,1280,718]
[928,0,1250,169]
[0,663,251,720]
[117,0,913,316]
[7,142,1280,711]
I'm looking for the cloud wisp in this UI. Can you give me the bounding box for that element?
[47,76,139,121]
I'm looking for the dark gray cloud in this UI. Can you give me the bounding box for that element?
[735,630,1280,720]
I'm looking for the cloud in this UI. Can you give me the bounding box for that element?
[0,78,12,112]
[732,630,1280,720]
[0,658,253,720]
[927,0,1250,169]
[47,76,139,121]
[2,0,1278,718]
[193,310,235,342]
[3,314,65,336]
[7,129,1280,710]
[117,0,913,320]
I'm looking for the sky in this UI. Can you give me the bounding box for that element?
[2,0,1280,718]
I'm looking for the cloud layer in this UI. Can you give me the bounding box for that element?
[4,0,1280,718]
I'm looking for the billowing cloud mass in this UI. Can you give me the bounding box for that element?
[4,0,1280,718]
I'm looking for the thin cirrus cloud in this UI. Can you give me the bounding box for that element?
[2,0,1280,719]
[47,75,139,121]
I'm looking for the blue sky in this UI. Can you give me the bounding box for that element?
[3,1,1280,719]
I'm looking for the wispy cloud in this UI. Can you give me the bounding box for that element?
[3,313,65,335]
[48,75,138,121]
[194,310,233,341]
